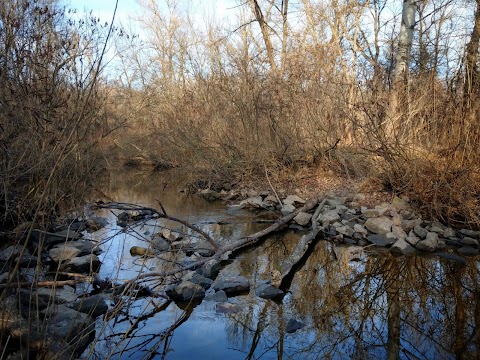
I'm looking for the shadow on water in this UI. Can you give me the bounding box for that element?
[82,171,480,359]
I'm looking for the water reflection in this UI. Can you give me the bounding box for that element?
[83,171,479,359]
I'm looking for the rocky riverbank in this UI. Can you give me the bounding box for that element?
[0,219,110,359]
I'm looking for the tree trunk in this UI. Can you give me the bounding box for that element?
[248,0,277,72]
[386,0,416,138]
[463,0,480,110]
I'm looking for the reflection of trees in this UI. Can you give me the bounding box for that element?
[223,239,479,359]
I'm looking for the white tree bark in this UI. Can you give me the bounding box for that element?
[393,0,416,87]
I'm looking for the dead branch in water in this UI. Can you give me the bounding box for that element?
[93,195,323,284]
[93,201,220,250]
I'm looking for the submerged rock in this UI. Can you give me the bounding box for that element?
[129,246,157,257]
[367,234,395,247]
[204,290,228,302]
[437,253,467,265]
[216,302,242,314]
[286,319,304,333]
[457,246,479,256]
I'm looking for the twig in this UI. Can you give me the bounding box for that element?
[264,164,283,208]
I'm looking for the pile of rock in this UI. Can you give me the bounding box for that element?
[229,192,480,257]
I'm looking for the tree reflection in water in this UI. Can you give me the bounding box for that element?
[84,173,479,359]
[221,242,479,359]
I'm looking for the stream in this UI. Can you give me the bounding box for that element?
[81,171,480,359]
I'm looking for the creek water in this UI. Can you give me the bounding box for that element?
[81,171,479,359]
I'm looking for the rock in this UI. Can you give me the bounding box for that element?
[263,195,278,205]
[406,231,420,246]
[353,224,368,237]
[15,254,38,268]
[391,197,409,210]
[460,237,479,247]
[68,294,109,318]
[129,246,156,257]
[390,239,416,255]
[459,229,480,239]
[227,203,246,211]
[352,193,366,202]
[161,229,182,242]
[325,197,345,206]
[0,246,21,262]
[191,240,216,257]
[391,225,408,240]
[318,210,341,225]
[182,271,213,289]
[198,189,221,201]
[166,281,205,301]
[402,219,422,232]
[362,209,380,218]
[196,259,221,279]
[416,233,438,252]
[216,302,242,314]
[391,213,402,226]
[33,229,83,247]
[286,319,304,333]
[429,221,446,233]
[52,241,101,256]
[204,290,228,302]
[437,253,467,265]
[443,227,456,238]
[85,217,108,232]
[0,272,8,283]
[281,204,296,215]
[333,246,365,262]
[49,246,82,263]
[364,217,393,235]
[335,205,349,215]
[255,283,284,300]
[367,234,395,247]
[152,237,170,252]
[437,240,447,250]
[283,195,306,205]
[213,276,250,295]
[35,286,78,304]
[271,269,282,287]
[457,246,480,256]
[240,196,269,209]
[293,212,312,226]
[60,254,101,273]
[413,225,428,239]
[336,225,354,237]
[41,305,95,351]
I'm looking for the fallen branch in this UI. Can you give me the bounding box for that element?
[93,201,220,250]
[133,194,323,282]
[0,279,85,289]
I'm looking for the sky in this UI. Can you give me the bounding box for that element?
[65,0,238,27]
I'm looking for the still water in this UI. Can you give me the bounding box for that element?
[82,172,479,359]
